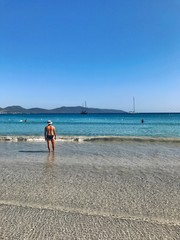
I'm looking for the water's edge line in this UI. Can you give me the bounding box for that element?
[0,201,179,227]
[0,135,180,143]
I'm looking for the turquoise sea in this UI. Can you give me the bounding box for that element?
[0,113,180,140]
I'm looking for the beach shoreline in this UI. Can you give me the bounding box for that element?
[0,135,180,143]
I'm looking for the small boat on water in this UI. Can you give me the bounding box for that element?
[81,101,88,114]
[129,97,136,114]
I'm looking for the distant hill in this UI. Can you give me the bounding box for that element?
[3,106,27,113]
[0,105,126,114]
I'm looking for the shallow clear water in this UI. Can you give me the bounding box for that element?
[0,141,180,239]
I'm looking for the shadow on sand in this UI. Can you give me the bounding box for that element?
[19,150,48,153]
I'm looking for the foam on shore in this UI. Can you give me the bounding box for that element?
[0,135,180,143]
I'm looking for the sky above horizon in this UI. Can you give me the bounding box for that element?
[0,0,180,112]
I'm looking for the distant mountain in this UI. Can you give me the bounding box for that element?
[28,108,51,114]
[0,105,126,114]
[2,106,28,113]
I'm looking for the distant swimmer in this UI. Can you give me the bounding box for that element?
[20,119,27,122]
[141,119,144,124]
[44,120,57,152]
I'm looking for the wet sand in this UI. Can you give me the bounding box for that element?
[0,141,180,239]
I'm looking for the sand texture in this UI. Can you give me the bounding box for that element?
[0,141,180,239]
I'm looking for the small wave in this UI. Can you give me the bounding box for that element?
[0,135,180,143]
[83,136,180,143]
[0,201,179,227]
[0,136,44,142]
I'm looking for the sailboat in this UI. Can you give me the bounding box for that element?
[81,101,88,114]
[129,97,136,114]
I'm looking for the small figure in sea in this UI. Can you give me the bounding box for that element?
[141,119,144,124]
[20,119,27,123]
[44,120,57,152]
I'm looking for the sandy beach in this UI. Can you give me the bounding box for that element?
[0,141,180,239]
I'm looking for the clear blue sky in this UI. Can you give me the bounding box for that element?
[0,0,180,112]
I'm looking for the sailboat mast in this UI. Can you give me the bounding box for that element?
[133,97,135,113]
